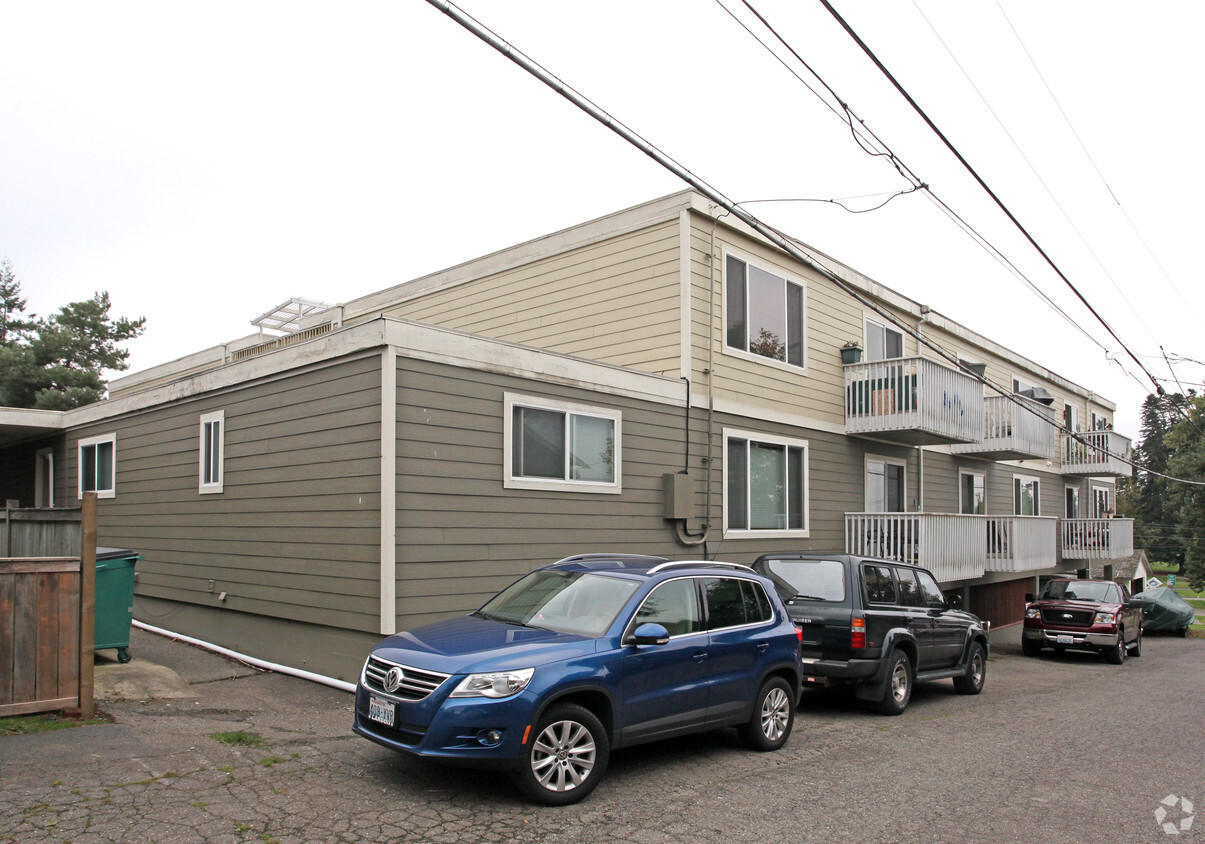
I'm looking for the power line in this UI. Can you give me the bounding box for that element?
[910,0,1162,353]
[423,0,1205,486]
[722,0,1123,370]
[816,0,1166,396]
[992,0,1205,332]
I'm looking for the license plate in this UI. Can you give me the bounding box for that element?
[1056,635,1074,645]
[368,695,396,726]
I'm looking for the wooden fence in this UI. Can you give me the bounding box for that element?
[0,498,95,717]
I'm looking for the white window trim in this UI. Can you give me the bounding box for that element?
[722,427,810,539]
[721,248,808,375]
[36,447,55,508]
[1064,403,1080,433]
[863,315,906,361]
[1013,474,1041,516]
[864,454,908,513]
[959,470,986,515]
[77,433,117,500]
[199,410,225,494]
[1013,376,1037,394]
[1090,484,1113,518]
[504,393,622,494]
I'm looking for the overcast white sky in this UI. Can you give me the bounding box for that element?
[2,1,1202,439]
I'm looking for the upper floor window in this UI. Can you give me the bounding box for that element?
[78,433,116,499]
[199,410,225,494]
[865,318,903,361]
[505,394,621,494]
[725,429,808,536]
[1091,411,1111,431]
[1064,404,1080,433]
[725,254,805,369]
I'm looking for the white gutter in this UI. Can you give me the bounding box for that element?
[132,620,356,693]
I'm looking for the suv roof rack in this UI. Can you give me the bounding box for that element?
[647,560,755,574]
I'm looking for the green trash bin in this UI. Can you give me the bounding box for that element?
[95,547,139,663]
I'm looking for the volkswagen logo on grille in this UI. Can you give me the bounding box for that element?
[384,666,405,693]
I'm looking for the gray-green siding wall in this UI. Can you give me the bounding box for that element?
[52,342,1082,681]
[65,352,384,657]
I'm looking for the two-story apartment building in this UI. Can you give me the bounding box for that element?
[0,191,1133,681]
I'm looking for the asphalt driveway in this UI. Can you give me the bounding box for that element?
[1,626,1201,843]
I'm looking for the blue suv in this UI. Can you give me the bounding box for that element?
[353,554,802,805]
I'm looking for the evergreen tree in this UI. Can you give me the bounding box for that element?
[1165,396,1205,589]
[0,264,146,410]
[1120,392,1194,569]
[0,258,36,347]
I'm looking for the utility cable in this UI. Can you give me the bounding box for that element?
[911,0,1161,352]
[817,0,1165,396]
[993,0,1205,331]
[724,0,1119,366]
[422,0,1205,484]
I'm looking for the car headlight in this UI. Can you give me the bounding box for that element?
[1094,611,1117,625]
[1025,607,1040,619]
[449,668,535,699]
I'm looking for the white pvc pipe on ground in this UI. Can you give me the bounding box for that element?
[132,619,356,693]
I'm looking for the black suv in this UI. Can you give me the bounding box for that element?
[752,554,989,715]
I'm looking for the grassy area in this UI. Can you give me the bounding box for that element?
[209,730,267,747]
[0,713,107,736]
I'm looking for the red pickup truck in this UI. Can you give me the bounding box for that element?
[1022,579,1144,664]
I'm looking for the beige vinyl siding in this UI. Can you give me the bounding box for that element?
[392,355,691,630]
[687,215,888,427]
[66,353,383,633]
[385,220,683,375]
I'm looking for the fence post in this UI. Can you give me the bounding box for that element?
[77,493,96,718]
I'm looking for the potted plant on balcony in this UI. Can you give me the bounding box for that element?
[840,341,863,365]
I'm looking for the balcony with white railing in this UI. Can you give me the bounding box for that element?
[1061,430,1132,477]
[1060,518,1134,560]
[984,516,1058,573]
[844,357,984,446]
[844,512,986,583]
[951,396,1057,461]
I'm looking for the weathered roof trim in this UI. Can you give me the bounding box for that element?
[58,316,686,431]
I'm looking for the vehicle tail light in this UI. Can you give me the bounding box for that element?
[851,616,867,649]
[795,623,804,644]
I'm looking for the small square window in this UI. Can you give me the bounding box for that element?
[505,395,621,494]
[78,433,116,499]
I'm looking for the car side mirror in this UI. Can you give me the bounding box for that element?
[1025,593,1035,603]
[1126,599,1144,609]
[946,594,964,610]
[626,622,670,646]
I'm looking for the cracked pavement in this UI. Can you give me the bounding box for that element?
[2,627,1202,843]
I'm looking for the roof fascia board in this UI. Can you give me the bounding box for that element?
[380,318,685,408]
[0,407,66,430]
[60,316,685,430]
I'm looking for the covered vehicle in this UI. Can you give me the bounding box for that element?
[1131,586,1195,637]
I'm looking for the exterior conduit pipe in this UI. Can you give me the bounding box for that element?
[132,619,356,694]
